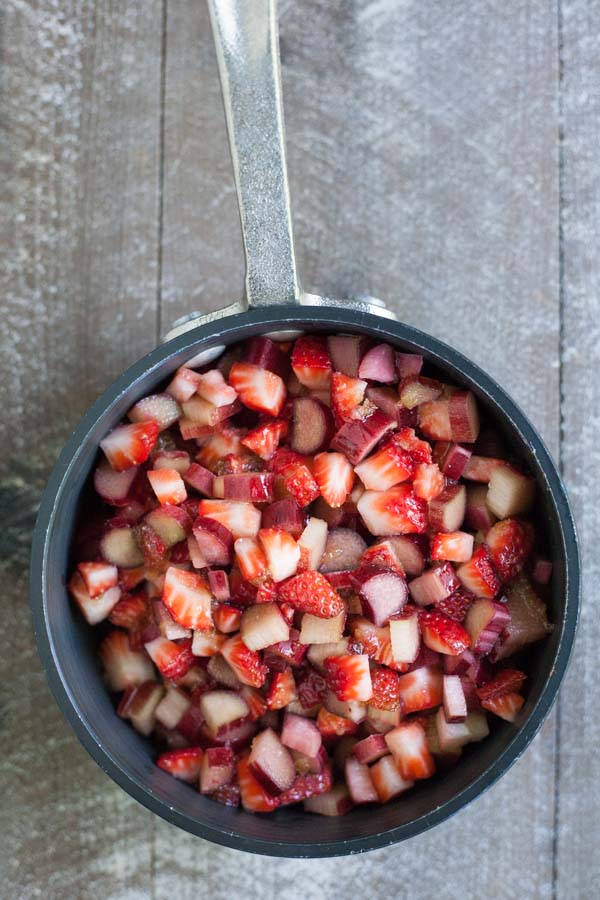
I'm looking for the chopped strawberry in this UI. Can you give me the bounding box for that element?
[477,668,526,701]
[395,427,433,465]
[430,531,474,563]
[100,422,160,471]
[162,566,213,631]
[385,722,435,780]
[357,484,428,535]
[350,617,397,669]
[370,667,400,710]
[156,747,204,782]
[278,571,345,618]
[316,706,358,738]
[78,561,118,598]
[370,755,414,802]
[196,427,245,472]
[412,463,445,501]
[271,448,320,507]
[221,633,268,687]
[100,629,155,690]
[313,452,354,508]
[198,499,261,539]
[237,754,279,812]
[291,335,332,390]
[144,636,195,680]
[258,528,300,582]
[108,591,149,630]
[191,629,226,657]
[266,667,297,709]
[486,518,534,581]
[240,685,268,720]
[324,654,372,702]
[397,666,443,714]
[229,362,286,416]
[330,372,367,425]
[241,419,288,460]
[456,545,501,599]
[419,611,470,656]
[354,435,414,491]
[435,590,472,622]
[147,468,187,506]
[196,369,238,407]
[234,537,269,583]
[278,768,333,805]
[213,604,242,634]
[480,692,525,722]
[360,540,406,576]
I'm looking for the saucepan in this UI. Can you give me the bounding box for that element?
[30,0,579,856]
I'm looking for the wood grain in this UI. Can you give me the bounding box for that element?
[554,2,600,897]
[0,0,575,896]
[0,1,162,897]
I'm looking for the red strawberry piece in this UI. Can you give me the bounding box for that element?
[412,463,445,501]
[486,518,534,581]
[100,421,160,471]
[77,561,118,599]
[156,747,204,782]
[255,579,278,604]
[162,566,213,631]
[196,427,245,472]
[144,635,195,680]
[198,499,261,539]
[370,667,401,710]
[234,537,269,583]
[213,604,242,634]
[360,540,406,576]
[324,654,372,702]
[229,362,286,416]
[237,754,280,812]
[330,372,367,425]
[240,686,268,720]
[435,590,473,622]
[456,545,501,599]
[241,419,288,460]
[395,427,432,465]
[108,591,150,630]
[271,448,320,507]
[296,666,328,708]
[118,566,146,592]
[419,611,470,656]
[477,668,526,701]
[266,667,297,709]
[291,335,332,390]
[147,468,187,506]
[221,633,268,687]
[370,755,414,802]
[211,783,241,807]
[357,484,428,535]
[349,617,397,669]
[397,665,443,714]
[385,722,435,780]
[480,692,525,722]
[278,571,345,619]
[354,435,415,492]
[330,407,396,465]
[278,768,333,806]
[316,706,358,738]
[313,452,354,508]
[430,531,474,563]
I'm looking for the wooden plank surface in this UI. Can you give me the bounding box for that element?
[0,0,582,896]
[554,2,600,897]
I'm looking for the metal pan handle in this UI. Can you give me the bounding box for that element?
[207,0,300,309]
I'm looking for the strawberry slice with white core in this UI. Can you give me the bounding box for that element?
[390,611,421,664]
[430,531,474,563]
[397,666,443,714]
[354,435,414,492]
[278,571,345,618]
[198,499,261,539]
[370,755,415,802]
[249,727,296,795]
[229,362,286,416]
[78,561,118,598]
[213,603,242,634]
[234,537,268,582]
[240,603,290,651]
[191,628,225,656]
[128,393,181,431]
[419,611,470,656]
[199,689,250,733]
[345,756,378,804]
[258,527,301,582]
[481,692,525,722]
[241,419,288,460]
[100,421,160,471]
[237,754,280,812]
[313,452,354,508]
[298,517,328,571]
[291,335,332,389]
[153,600,192,640]
[456,545,500,599]
[357,485,428,536]
[221,633,268,687]
[69,573,121,624]
[157,747,204,783]
[162,566,213,631]
[144,635,194,680]
[306,639,350,672]
[147,468,187,506]
[485,517,534,580]
[412,463,445,501]
[486,465,535,519]
[196,369,238,407]
[385,722,435,780]
[100,630,155,691]
[330,372,367,424]
[324,654,373,702]
[267,667,297,709]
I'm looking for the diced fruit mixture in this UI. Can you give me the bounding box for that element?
[69,333,553,815]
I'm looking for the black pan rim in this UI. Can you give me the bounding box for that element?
[30,305,580,857]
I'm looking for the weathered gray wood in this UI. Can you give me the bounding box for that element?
[554,2,600,897]
[0,1,163,897]
[157,1,561,897]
